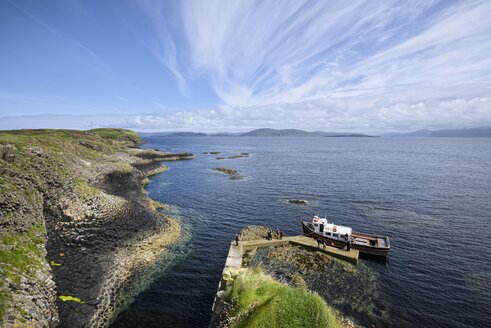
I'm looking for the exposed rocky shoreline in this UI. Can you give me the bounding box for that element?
[0,129,193,327]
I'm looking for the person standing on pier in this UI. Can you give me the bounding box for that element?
[345,233,351,251]
[235,234,239,246]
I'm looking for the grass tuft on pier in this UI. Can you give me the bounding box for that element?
[228,268,341,328]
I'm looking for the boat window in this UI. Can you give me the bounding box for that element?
[326,233,332,236]
[313,223,318,227]
[319,224,324,233]
[333,233,339,239]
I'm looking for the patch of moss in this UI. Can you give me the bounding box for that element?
[0,223,46,282]
[0,221,47,317]
[73,177,100,201]
[59,295,86,304]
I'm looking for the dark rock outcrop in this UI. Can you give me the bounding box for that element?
[0,130,192,327]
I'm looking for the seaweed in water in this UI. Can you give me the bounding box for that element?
[248,245,386,326]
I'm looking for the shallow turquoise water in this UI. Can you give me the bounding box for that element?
[112,137,491,328]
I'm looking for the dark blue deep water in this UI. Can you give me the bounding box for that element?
[112,137,491,328]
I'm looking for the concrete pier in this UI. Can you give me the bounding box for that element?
[210,235,359,326]
[240,235,359,264]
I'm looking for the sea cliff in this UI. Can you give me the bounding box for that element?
[0,129,193,327]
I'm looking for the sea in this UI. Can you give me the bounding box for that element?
[111,137,491,328]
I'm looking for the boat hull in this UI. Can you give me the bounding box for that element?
[302,221,390,257]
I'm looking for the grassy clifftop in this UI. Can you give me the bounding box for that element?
[0,128,142,325]
[0,128,140,149]
[0,128,191,326]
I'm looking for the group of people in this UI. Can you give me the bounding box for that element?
[234,228,285,246]
[267,228,284,240]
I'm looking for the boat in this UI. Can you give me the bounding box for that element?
[302,215,390,256]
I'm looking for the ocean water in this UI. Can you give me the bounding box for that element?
[111,137,491,328]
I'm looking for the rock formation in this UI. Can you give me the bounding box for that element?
[0,129,193,327]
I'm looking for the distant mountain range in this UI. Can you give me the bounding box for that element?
[139,126,491,138]
[383,126,491,138]
[140,128,376,137]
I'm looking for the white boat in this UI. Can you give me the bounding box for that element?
[302,215,390,256]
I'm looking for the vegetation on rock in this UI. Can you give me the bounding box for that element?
[59,295,86,304]
[221,268,341,328]
[0,128,192,327]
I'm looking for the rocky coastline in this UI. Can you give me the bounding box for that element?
[0,129,194,327]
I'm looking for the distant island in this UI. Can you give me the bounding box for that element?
[383,125,491,138]
[141,128,376,138]
[139,126,491,138]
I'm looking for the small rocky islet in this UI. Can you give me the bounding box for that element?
[212,167,241,179]
[288,199,309,204]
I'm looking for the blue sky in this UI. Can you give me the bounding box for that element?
[1,0,491,132]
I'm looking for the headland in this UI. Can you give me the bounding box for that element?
[0,128,193,327]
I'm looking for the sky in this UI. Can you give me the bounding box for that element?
[1,0,491,133]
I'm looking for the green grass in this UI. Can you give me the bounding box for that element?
[59,295,85,304]
[0,128,140,149]
[0,222,45,282]
[73,177,100,200]
[0,221,47,319]
[227,268,341,328]
[87,128,141,144]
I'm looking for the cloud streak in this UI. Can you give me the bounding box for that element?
[127,0,491,131]
[2,96,490,133]
[2,0,491,132]
[166,0,491,106]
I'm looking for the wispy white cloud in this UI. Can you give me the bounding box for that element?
[134,0,189,95]
[3,0,491,132]
[129,0,491,131]
[167,0,490,105]
[2,96,490,133]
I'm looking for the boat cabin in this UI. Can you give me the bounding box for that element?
[311,216,352,240]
